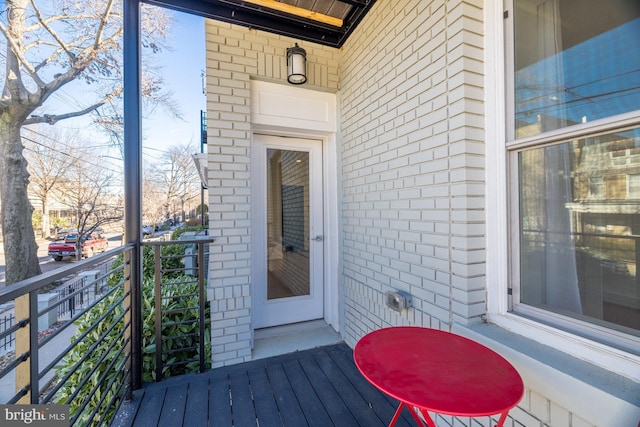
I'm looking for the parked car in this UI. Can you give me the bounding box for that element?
[54,227,77,240]
[142,225,154,236]
[47,232,109,261]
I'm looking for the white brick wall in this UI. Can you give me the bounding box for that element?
[340,0,486,345]
[204,19,339,366]
[337,0,604,426]
[203,2,624,426]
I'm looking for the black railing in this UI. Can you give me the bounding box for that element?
[0,237,213,426]
[0,246,132,425]
[0,312,15,353]
[145,239,210,382]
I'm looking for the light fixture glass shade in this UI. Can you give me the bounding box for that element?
[287,43,307,85]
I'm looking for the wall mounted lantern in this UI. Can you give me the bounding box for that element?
[286,43,307,85]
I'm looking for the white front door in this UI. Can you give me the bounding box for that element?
[252,134,324,328]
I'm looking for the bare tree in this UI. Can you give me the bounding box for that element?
[142,178,166,231]
[23,126,80,237]
[146,143,200,224]
[0,1,172,285]
[56,155,121,260]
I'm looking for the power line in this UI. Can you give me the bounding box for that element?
[23,126,116,152]
[22,135,123,176]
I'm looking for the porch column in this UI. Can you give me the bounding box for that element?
[123,0,143,391]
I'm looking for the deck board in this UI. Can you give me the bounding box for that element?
[228,370,258,426]
[313,351,385,426]
[183,379,210,425]
[298,357,358,426]
[246,367,282,427]
[263,362,308,426]
[130,386,165,427]
[209,375,233,425]
[114,343,409,427]
[326,347,415,427]
[159,382,188,425]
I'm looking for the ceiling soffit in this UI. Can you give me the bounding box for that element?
[144,0,376,48]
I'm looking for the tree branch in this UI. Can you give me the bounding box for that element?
[0,22,45,89]
[93,0,116,52]
[24,86,122,125]
[29,0,77,62]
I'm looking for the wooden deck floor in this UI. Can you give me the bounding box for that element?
[112,343,418,427]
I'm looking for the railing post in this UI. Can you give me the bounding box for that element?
[14,292,39,404]
[198,241,206,373]
[28,292,38,403]
[123,249,135,400]
[14,294,30,403]
[154,245,163,381]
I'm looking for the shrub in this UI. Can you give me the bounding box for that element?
[169,225,207,240]
[55,244,210,426]
[54,287,128,426]
[141,276,211,382]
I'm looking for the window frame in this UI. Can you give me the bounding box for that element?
[588,176,604,199]
[484,0,640,381]
[627,173,640,199]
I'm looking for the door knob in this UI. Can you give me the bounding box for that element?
[311,235,323,241]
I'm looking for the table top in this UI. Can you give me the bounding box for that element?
[354,326,524,417]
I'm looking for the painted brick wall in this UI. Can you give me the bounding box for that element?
[339,0,486,345]
[204,19,339,366]
[338,1,606,426]
[203,5,614,427]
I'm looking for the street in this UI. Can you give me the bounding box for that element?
[0,232,123,286]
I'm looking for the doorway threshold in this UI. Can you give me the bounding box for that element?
[252,319,343,361]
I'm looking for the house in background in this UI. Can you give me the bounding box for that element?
[187,0,640,425]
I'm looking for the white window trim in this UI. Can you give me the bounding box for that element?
[628,173,640,198]
[485,0,640,382]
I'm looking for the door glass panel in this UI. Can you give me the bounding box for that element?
[266,149,310,300]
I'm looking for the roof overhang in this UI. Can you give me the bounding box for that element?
[143,0,376,48]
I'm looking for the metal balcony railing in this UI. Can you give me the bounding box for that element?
[0,237,213,426]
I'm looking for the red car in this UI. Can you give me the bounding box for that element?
[47,232,108,261]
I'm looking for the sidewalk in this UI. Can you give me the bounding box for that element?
[0,322,77,403]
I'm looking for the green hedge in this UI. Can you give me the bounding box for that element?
[55,244,211,425]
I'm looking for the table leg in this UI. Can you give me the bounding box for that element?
[388,402,405,426]
[495,411,509,427]
[389,403,436,427]
[416,408,436,427]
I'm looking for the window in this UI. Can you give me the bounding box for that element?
[628,174,640,198]
[588,176,604,199]
[510,0,640,348]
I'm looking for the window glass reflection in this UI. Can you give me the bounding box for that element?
[519,128,640,335]
[514,0,640,137]
[266,149,310,300]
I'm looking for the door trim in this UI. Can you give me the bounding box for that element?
[249,79,339,335]
[251,134,324,329]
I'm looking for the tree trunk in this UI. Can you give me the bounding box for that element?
[0,121,42,285]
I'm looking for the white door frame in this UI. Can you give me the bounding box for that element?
[250,80,339,333]
[251,134,324,328]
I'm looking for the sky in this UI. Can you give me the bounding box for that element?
[25,6,207,172]
[141,10,206,163]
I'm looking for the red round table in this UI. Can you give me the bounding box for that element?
[354,327,524,427]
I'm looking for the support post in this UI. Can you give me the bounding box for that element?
[14,294,30,403]
[123,0,143,391]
